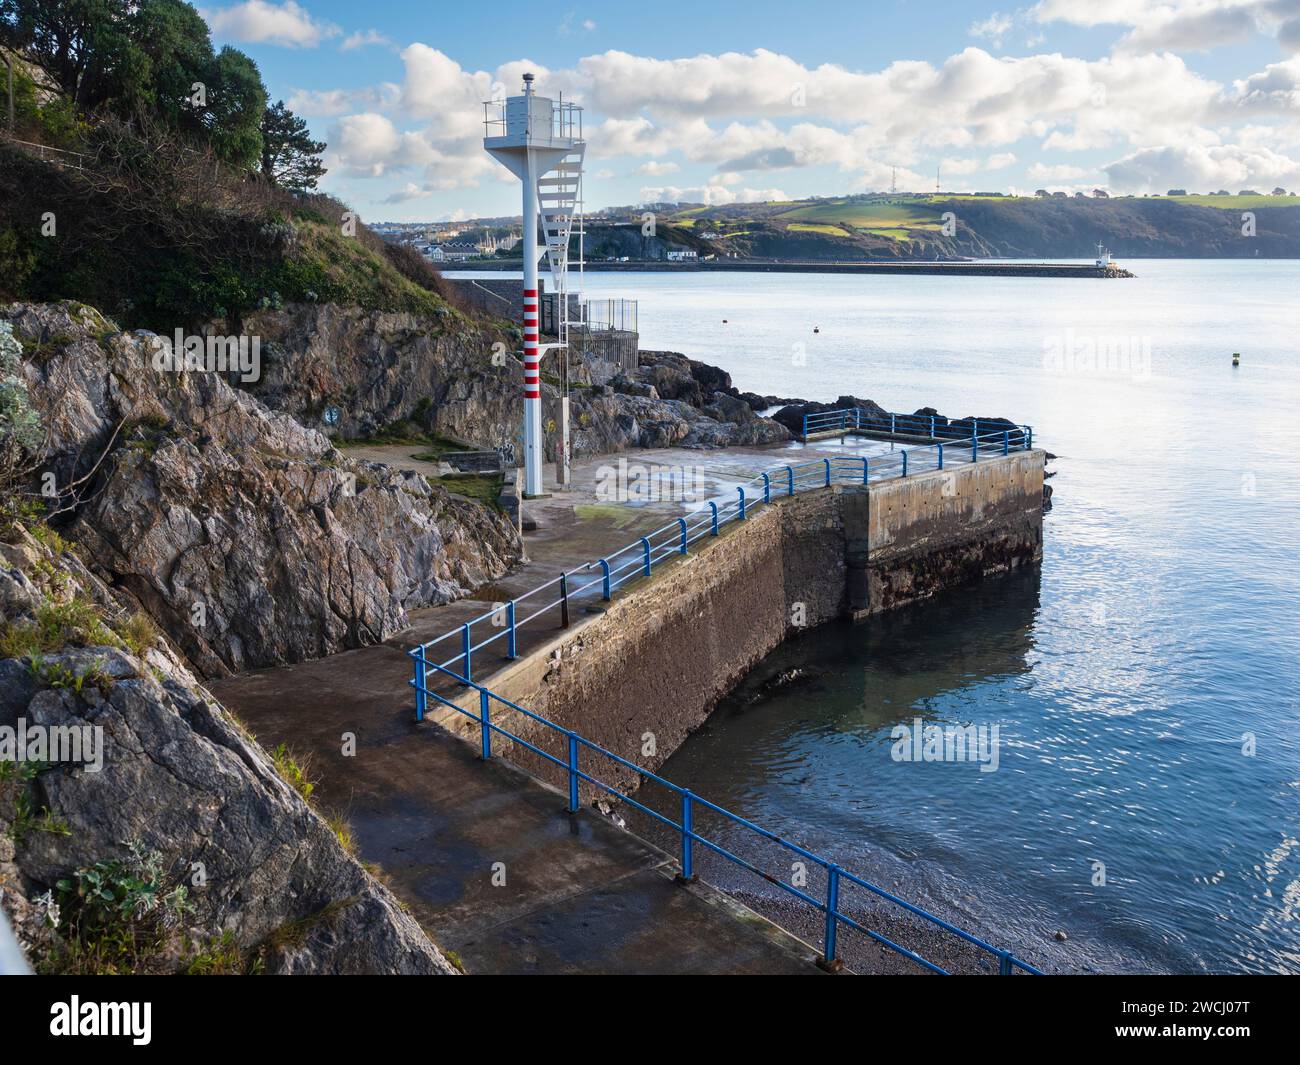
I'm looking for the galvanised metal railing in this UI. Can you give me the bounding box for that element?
[408,652,1044,975]
[411,426,1034,687]
[802,407,1033,449]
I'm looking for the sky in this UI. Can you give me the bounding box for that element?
[198,0,1300,221]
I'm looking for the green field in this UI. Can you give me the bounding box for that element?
[787,222,852,237]
[778,199,943,234]
[1161,193,1297,208]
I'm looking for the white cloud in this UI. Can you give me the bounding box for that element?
[639,177,789,205]
[632,160,680,176]
[1027,161,1096,179]
[1104,142,1300,192]
[342,29,393,51]
[1032,0,1300,54]
[203,1,338,48]
[986,152,1018,169]
[970,13,1015,46]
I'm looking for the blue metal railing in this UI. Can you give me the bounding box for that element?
[801,407,1033,450]
[408,655,1044,975]
[412,425,1034,688]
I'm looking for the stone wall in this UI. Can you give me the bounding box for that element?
[438,451,1045,795]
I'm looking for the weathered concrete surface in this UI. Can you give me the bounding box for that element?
[209,671,828,974]
[452,490,847,793]
[445,451,1046,796]
[849,450,1045,615]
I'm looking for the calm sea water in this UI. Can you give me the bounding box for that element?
[457,263,1300,973]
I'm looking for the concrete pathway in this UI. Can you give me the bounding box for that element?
[209,432,967,974]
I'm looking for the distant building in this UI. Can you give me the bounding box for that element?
[425,241,478,262]
[666,249,698,262]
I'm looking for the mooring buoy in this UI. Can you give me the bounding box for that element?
[1232,352,1240,366]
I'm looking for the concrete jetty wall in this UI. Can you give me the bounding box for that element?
[444,450,1045,793]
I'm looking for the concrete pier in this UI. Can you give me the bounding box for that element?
[211,436,1044,973]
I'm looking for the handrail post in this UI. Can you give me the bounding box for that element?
[1027,426,1033,450]
[930,414,936,438]
[862,456,869,484]
[890,412,896,436]
[559,572,570,628]
[737,486,747,519]
[1003,429,1010,456]
[998,951,1012,976]
[971,420,978,462]
[854,406,862,431]
[786,465,795,496]
[479,689,491,760]
[640,536,652,576]
[599,557,611,600]
[461,623,473,683]
[676,790,696,883]
[937,442,944,470]
[819,864,843,972]
[708,501,719,535]
[823,458,831,487]
[506,601,517,659]
[801,413,808,440]
[762,472,770,503]
[901,449,908,477]
[677,517,688,554]
[566,732,579,813]
[413,646,427,722]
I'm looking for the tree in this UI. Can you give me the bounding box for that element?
[260,100,326,191]
[0,0,267,168]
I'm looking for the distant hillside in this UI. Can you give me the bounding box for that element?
[596,194,1300,260]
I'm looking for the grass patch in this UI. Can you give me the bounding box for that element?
[0,595,116,659]
[787,222,852,237]
[270,743,315,803]
[434,473,503,508]
[111,611,159,656]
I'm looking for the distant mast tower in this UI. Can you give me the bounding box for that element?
[483,73,585,497]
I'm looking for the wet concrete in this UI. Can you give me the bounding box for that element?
[209,436,1015,974]
[213,666,826,974]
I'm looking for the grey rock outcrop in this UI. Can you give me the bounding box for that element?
[0,529,457,975]
[7,301,522,677]
[225,304,790,457]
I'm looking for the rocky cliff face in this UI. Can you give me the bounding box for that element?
[0,528,457,974]
[7,302,521,678]
[234,304,790,457]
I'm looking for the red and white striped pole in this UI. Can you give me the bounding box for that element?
[521,117,544,497]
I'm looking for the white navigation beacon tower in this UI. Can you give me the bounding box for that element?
[483,72,585,498]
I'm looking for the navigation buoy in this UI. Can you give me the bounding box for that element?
[1232,352,1240,366]
[813,326,820,333]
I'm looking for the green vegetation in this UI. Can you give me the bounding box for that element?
[1161,193,1296,208]
[340,420,463,452]
[183,930,263,975]
[0,594,116,659]
[41,841,192,975]
[0,4,464,328]
[2,759,70,844]
[779,199,943,233]
[434,472,503,508]
[787,222,852,237]
[270,743,315,803]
